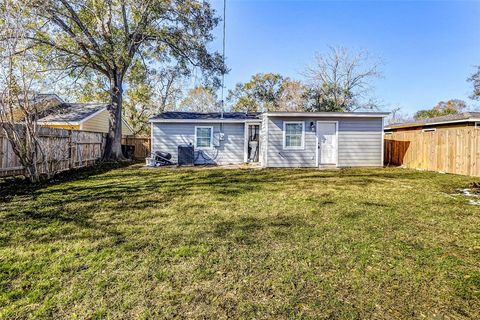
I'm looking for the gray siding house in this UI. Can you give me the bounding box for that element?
[150,111,388,168]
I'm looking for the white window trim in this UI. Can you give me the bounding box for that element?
[194,126,214,149]
[283,121,305,150]
[422,128,436,133]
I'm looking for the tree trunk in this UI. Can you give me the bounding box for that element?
[103,73,125,160]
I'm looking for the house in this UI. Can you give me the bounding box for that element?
[150,111,389,167]
[38,102,134,136]
[385,112,480,133]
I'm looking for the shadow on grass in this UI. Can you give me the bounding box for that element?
[0,166,448,248]
[0,161,136,202]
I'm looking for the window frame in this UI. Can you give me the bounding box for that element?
[194,126,214,149]
[475,122,480,129]
[283,121,305,150]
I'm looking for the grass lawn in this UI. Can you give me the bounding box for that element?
[1,164,479,319]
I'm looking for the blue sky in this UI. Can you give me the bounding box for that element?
[208,0,480,114]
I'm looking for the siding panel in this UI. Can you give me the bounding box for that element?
[152,122,246,165]
[82,109,134,136]
[266,117,383,167]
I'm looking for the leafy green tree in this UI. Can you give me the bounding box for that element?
[3,0,224,159]
[414,99,466,120]
[228,73,284,112]
[228,73,306,112]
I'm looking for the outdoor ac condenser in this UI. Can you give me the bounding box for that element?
[178,145,194,166]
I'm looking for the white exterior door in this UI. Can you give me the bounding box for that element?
[317,121,338,165]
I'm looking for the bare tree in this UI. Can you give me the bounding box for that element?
[123,66,188,135]
[0,0,61,182]
[387,107,413,125]
[180,86,219,112]
[304,46,381,112]
[468,66,480,100]
[276,79,308,112]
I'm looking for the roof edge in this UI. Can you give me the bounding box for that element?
[149,118,262,123]
[385,118,480,130]
[265,111,390,118]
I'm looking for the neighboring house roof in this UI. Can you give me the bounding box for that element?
[150,111,389,123]
[38,103,108,124]
[386,112,480,130]
[34,93,65,105]
[38,102,135,134]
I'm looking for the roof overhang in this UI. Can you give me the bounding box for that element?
[265,112,390,118]
[385,118,480,130]
[38,106,107,124]
[149,119,262,123]
[37,120,80,126]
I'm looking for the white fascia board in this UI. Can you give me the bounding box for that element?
[265,112,390,118]
[38,107,107,126]
[121,118,135,134]
[385,118,480,130]
[149,119,262,123]
[37,120,80,126]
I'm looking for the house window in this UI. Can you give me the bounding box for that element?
[422,128,436,133]
[475,122,480,129]
[195,126,213,148]
[283,121,304,149]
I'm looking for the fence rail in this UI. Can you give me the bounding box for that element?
[384,127,480,177]
[0,127,106,178]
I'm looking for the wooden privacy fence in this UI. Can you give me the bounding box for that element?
[122,136,151,159]
[0,127,106,178]
[384,127,480,177]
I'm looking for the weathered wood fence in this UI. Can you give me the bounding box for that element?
[0,127,106,178]
[122,136,151,159]
[384,127,480,177]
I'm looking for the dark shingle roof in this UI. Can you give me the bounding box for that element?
[39,103,108,123]
[151,111,262,120]
[387,112,480,129]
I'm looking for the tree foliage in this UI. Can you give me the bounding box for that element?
[2,0,224,159]
[228,73,307,112]
[414,99,466,120]
[276,79,308,112]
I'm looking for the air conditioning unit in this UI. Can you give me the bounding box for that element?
[178,145,194,166]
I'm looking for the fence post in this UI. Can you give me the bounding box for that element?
[68,130,73,169]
